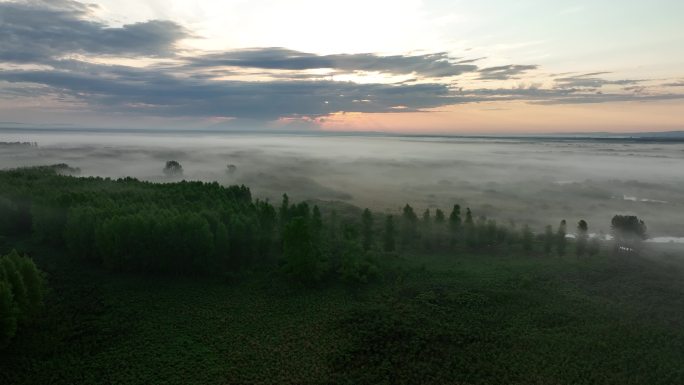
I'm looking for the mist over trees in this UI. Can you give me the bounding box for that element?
[0,165,645,288]
[163,160,183,177]
[612,215,648,254]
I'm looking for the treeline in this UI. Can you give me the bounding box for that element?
[0,250,45,348]
[0,142,38,148]
[1,166,611,285]
[354,204,600,258]
[1,166,272,274]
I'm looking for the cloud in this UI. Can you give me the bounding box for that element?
[0,0,682,126]
[0,64,476,119]
[0,0,189,63]
[186,48,478,78]
[4,59,680,122]
[477,65,538,80]
[554,73,643,90]
[464,86,684,105]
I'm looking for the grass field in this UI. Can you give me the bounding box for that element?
[2,239,684,385]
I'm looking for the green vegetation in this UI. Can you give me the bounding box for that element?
[1,165,682,384]
[0,250,45,348]
[0,165,562,283]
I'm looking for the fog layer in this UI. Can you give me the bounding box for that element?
[1,131,683,237]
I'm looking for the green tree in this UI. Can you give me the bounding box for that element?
[0,255,27,319]
[163,160,183,176]
[448,205,462,246]
[422,209,431,224]
[464,207,473,226]
[576,220,588,257]
[361,208,374,252]
[65,206,100,261]
[611,215,647,254]
[556,219,567,256]
[383,215,396,252]
[434,209,445,224]
[326,210,343,269]
[0,251,45,349]
[401,204,418,247]
[0,281,17,349]
[449,204,461,232]
[279,193,290,230]
[282,217,322,284]
[463,208,476,248]
[12,252,44,316]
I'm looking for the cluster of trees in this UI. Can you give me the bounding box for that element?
[0,165,648,286]
[0,141,38,147]
[1,166,277,274]
[376,204,595,257]
[279,197,379,285]
[163,160,183,177]
[611,215,648,254]
[0,250,45,349]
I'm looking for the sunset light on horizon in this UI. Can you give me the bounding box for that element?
[1,0,683,133]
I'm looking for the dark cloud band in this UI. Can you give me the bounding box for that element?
[0,0,682,124]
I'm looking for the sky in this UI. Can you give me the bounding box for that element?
[0,0,683,134]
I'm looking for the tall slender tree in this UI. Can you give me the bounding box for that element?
[448,204,462,246]
[576,219,588,257]
[361,208,374,252]
[422,209,431,224]
[434,209,445,224]
[383,215,396,252]
[401,204,418,247]
[556,219,567,256]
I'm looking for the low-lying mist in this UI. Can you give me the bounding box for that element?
[2,131,684,238]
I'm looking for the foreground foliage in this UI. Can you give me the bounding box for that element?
[0,250,45,348]
[1,245,683,385]
[1,165,673,384]
[0,165,573,284]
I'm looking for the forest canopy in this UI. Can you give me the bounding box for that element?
[0,165,642,285]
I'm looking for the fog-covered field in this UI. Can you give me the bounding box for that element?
[2,130,684,239]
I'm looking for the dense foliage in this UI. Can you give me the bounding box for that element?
[1,165,677,385]
[0,165,613,285]
[2,246,683,385]
[0,250,45,348]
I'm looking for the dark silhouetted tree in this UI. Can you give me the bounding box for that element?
[576,220,588,257]
[163,160,183,176]
[401,204,418,247]
[448,205,462,246]
[0,251,45,348]
[449,204,461,231]
[0,281,16,348]
[434,209,445,224]
[279,194,290,231]
[383,215,396,252]
[611,215,647,254]
[422,209,431,224]
[282,217,322,284]
[464,207,476,248]
[361,208,374,252]
[556,219,567,256]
